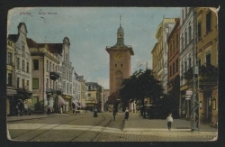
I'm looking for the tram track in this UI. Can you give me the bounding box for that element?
[9,115,89,141]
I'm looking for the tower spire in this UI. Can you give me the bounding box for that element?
[120,15,122,27]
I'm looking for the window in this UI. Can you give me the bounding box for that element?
[33,78,39,89]
[176,34,179,48]
[17,77,19,88]
[181,34,183,49]
[198,59,201,67]
[176,59,178,72]
[27,80,29,89]
[115,64,117,67]
[189,57,192,68]
[53,64,54,71]
[50,62,51,72]
[185,61,187,71]
[206,11,211,33]
[170,66,172,77]
[47,60,48,71]
[46,78,48,89]
[56,82,58,90]
[173,62,175,75]
[189,22,192,42]
[17,58,20,69]
[185,30,187,46]
[33,60,39,70]
[22,60,25,71]
[198,22,202,38]
[173,39,175,53]
[206,53,211,66]
[51,80,52,89]
[7,52,12,65]
[22,46,25,57]
[27,62,29,73]
[7,73,12,86]
[181,64,183,77]
[88,94,91,97]
[121,64,123,67]
[22,79,25,88]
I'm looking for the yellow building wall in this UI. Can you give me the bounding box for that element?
[197,7,218,127]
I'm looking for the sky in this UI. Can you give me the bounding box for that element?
[7,7,180,89]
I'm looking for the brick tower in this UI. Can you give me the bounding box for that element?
[106,18,134,96]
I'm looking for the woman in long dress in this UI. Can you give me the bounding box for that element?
[125,107,129,121]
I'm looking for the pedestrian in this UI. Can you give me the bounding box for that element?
[16,102,20,116]
[113,108,117,121]
[166,113,173,131]
[47,105,50,115]
[125,107,129,121]
[72,103,75,114]
[93,107,98,117]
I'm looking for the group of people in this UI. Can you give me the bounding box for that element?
[16,101,24,116]
[91,105,174,131]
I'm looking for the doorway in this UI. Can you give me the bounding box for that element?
[204,91,212,123]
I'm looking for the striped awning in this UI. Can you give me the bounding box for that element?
[58,95,68,107]
[72,101,80,108]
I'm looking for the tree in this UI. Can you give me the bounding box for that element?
[119,69,164,117]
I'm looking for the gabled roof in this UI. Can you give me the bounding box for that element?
[27,38,63,55]
[18,22,28,33]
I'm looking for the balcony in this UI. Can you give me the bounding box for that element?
[17,88,32,100]
[50,71,60,81]
[46,88,59,95]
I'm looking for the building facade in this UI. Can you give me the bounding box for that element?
[151,43,161,81]
[6,38,17,115]
[27,38,62,113]
[72,72,81,110]
[59,37,74,112]
[179,7,195,120]
[103,89,110,111]
[167,18,180,117]
[77,76,87,109]
[155,18,177,94]
[106,23,134,110]
[8,23,33,115]
[197,7,218,127]
[86,82,103,111]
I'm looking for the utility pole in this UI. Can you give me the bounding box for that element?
[191,7,200,131]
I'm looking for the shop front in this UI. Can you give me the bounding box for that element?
[14,88,32,116]
[7,88,17,116]
[62,95,72,112]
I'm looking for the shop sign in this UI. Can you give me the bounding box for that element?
[7,89,17,95]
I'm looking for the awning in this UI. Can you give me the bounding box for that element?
[58,95,68,107]
[72,101,80,108]
[80,102,86,108]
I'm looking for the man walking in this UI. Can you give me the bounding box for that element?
[113,108,117,121]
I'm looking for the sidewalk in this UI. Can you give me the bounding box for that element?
[123,112,217,132]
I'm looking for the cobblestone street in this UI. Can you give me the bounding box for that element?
[7,111,217,142]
